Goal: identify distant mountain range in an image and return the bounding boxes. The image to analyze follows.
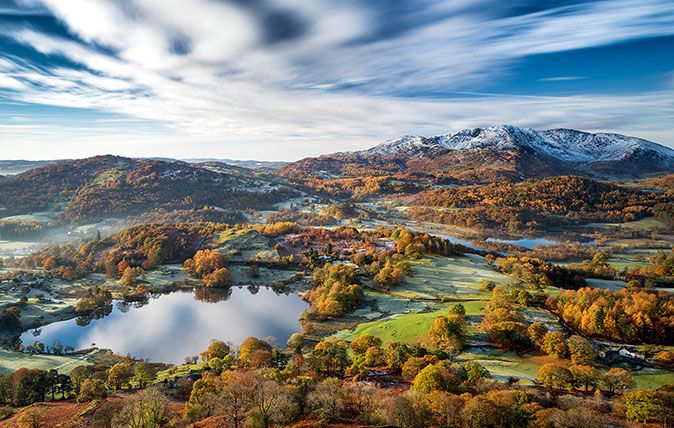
[278,125,674,182]
[0,158,288,176]
[182,158,289,170]
[1,126,672,219]
[0,160,56,176]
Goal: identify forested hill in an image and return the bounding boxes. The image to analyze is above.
[0,155,298,222]
[406,176,668,230]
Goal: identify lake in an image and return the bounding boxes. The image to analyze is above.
[485,237,557,249]
[20,287,308,364]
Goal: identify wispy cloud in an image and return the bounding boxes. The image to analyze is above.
[539,76,588,82]
[1,0,674,159]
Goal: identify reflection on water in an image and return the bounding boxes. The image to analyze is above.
[20,287,308,364]
[485,237,557,249]
[427,233,486,252]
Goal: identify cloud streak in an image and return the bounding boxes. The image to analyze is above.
[0,0,673,159]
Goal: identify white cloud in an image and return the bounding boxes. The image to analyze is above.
[0,75,26,90]
[1,0,674,159]
[539,76,588,82]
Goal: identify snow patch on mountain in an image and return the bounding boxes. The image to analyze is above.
[361,125,674,165]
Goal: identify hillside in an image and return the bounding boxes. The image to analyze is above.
[406,175,666,230]
[638,173,674,193]
[279,125,674,182]
[0,155,299,222]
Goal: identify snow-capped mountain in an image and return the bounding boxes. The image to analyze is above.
[363,125,674,164]
[279,125,674,181]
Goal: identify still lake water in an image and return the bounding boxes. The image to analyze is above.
[485,237,557,249]
[20,287,308,364]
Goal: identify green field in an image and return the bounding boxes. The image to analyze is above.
[616,217,666,230]
[605,248,669,270]
[585,278,627,291]
[632,369,674,389]
[391,255,507,300]
[334,301,485,345]
[456,350,560,384]
[588,217,666,231]
[0,349,92,374]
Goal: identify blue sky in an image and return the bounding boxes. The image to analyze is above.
[0,0,673,160]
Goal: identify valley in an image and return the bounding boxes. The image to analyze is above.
[0,127,673,427]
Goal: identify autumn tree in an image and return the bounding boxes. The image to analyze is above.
[570,365,600,391]
[350,335,382,356]
[77,379,107,403]
[386,342,413,370]
[527,322,548,347]
[601,368,634,394]
[238,337,272,367]
[216,370,252,428]
[242,371,293,428]
[307,378,346,423]
[402,355,439,381]
[568,335,596,365]
[120,266,144,286]
[309,339,350,377]
[536,364,572,389]
[107,361,134,390]
[413,364,448,394]
[428,314,465,354]
[449,303,466,316]
[461,396,500,428]
[625,389,660,423]
[183,249,231,287]
[133,362,156,389]
[427,391,465,427]
[201,339,231,362]
[375,394,417,428]
[305,263,363,318]
[463,361,491,386]
[486,321,528,350]
[69,365,94,394]
[112,388,171,428]
[541,332,569,358]
[551,288,674,344]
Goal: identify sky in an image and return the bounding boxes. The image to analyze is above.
[0,0,673,161]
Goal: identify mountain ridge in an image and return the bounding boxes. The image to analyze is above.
[278,125,674,181]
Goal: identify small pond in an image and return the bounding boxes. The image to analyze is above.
[20,287,308,364]
[486,237,557,249]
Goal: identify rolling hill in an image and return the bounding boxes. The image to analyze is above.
[0,155,299,222]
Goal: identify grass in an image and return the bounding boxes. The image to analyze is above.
[584,278,627,291]
[632,369,674,389]
[617,217,666,230]
[215,228,268,251]
[334,301,486,345]
[605,248,668,270]
[0,349,93,374]
[228,264,302,286]
[156,363,204,382]
[391,255,507,300]
[455,350,560,384]
[588,217,666,231]
[214,229,277,262]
